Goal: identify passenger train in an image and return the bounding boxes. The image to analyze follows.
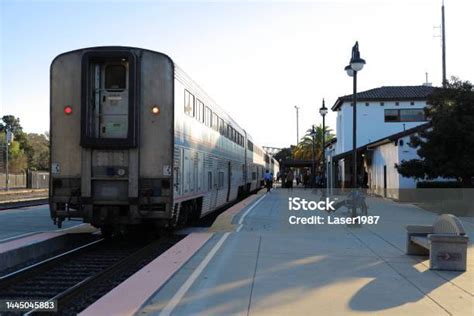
[50,46,279,234]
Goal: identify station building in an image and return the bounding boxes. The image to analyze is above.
[326,85,435,199]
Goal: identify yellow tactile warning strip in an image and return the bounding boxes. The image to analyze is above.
[79,232,213,316]
[208,190,265,232]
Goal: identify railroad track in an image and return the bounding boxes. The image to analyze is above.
[0,236,181,315]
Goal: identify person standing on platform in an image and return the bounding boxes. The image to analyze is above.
[303,170,309,189]
[287,170,294,191]
[263,169,273,192]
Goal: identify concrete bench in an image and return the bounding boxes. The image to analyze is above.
[406,214,469,271]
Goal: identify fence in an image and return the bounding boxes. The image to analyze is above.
[0,171,49,190]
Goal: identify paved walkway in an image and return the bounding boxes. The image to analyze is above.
[0,205,80,242]
[140,188,473,315]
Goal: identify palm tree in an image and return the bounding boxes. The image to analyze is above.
[293,124,334,162]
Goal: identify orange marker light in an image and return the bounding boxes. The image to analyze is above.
[64,106,73,115]
[151,106,160,115]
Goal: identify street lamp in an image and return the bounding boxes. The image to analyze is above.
[310,125,316,188]
[345,41,365,216]
[319,99,328,188]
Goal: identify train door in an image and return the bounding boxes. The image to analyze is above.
[197,152,203,192]
[205,156,216,210]
[92,62,129,139]
[84,58,134,206]
[226,161,231,202]
[183,150,190,195]
[209,170,218,209]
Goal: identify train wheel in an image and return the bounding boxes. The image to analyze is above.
[100,225,114,239]
[177,204,189,227]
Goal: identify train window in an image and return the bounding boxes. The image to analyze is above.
[218,172,224,188]
[196,100,204,123]
[184,90,195,117]
[195,99,200,121]
[208,172,213,190]
[204,107,212,127]
[219,118,225,135]
[248,140,253,151]
[212,113,219,131]
[105,65,126,90]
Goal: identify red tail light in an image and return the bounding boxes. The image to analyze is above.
[64,106,73,115]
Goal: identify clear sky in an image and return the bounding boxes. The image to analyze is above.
[1,0,473,148]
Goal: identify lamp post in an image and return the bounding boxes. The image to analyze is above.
[319,99,328,188]
[345,41,365,217]
[294,105,300,145]
[310,125,316,188]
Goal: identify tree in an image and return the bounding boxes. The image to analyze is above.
[26,133,49,170]
[274,147,294,162]
[0,115,23,135]
[397,78,474,186]
[0,115,30,173]
[293,124,335,161]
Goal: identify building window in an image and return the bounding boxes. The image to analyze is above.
[384,109,426,122]
[365,102,369,106]
[184,90,195,117]
[395,102,399,106]
[410,101,415,105]
[384,109,399,122]
[400,108,425,122]
[380,102,384,106]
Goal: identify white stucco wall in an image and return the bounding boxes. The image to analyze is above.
[335,100,427,155]
[397,136,419,189]
[370,141,399,190]
[367,134,418,199]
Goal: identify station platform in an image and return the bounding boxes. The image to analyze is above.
[82,188,473,316]
[0,204,82,242]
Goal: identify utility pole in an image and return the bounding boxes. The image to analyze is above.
[441,0,447,87]
[5,129,13,191]
[294,105,300,145]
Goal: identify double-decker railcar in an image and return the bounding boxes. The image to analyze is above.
[50,46,277,234]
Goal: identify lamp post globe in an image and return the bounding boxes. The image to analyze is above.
[345,65,354,77]
[350,60,365,72]
[349,41,366,72]
[319,103,328,117]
